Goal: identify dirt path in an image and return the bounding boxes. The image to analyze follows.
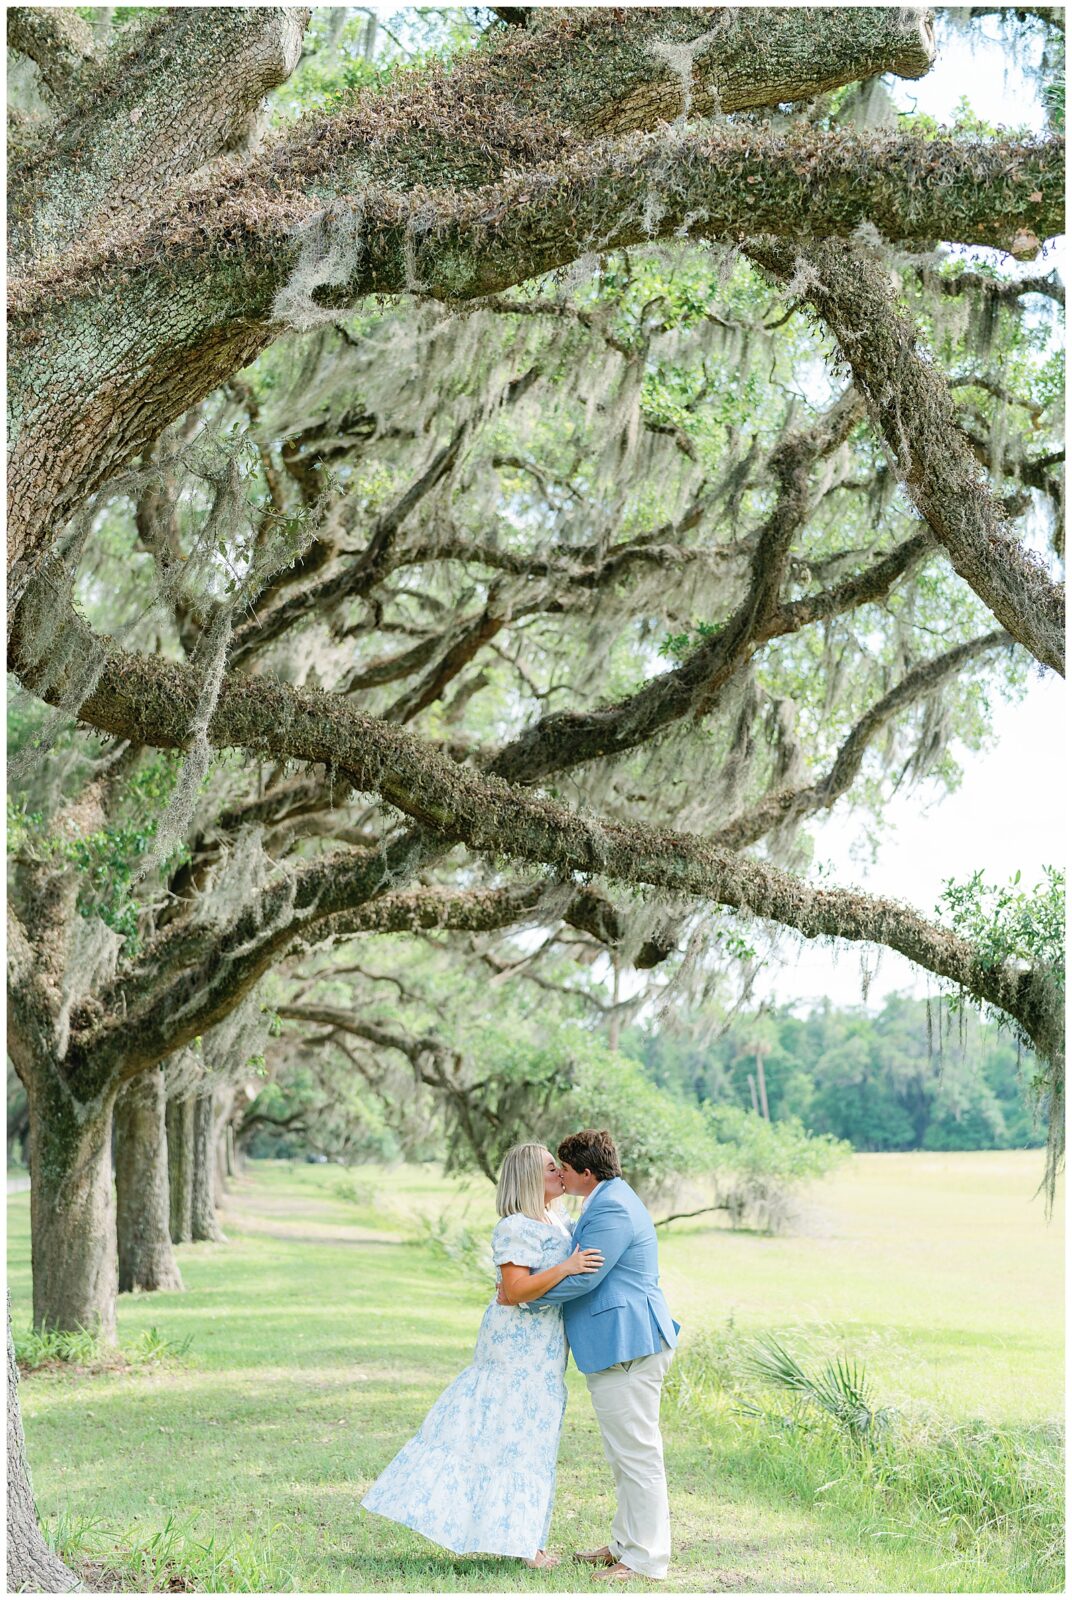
[218,1175,407,1248]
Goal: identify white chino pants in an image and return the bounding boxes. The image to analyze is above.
[585,1344,673,1579]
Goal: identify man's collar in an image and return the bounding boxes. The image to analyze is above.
[580,1178,609,1213]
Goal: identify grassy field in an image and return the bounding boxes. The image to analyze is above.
[7,1151,1064,1593]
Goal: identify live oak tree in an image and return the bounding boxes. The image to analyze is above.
[7,0,1066,1323]
[5,9,1066,1584]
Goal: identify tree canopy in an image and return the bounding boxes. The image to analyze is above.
[5,6,1066,1348]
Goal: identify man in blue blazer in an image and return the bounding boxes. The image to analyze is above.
[499,1129,678,1581]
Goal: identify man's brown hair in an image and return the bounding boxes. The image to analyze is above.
[557,1128,621,1183]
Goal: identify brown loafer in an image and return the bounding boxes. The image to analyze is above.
[575,1546,617,1566]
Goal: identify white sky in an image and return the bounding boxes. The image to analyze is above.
[755,677,1067,1011]
[750,14,1067,1014]
[893,9,1049,131]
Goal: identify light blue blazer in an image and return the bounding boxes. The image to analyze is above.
[530,1177,679,1375]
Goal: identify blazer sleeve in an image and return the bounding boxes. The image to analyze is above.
[531,1203,632,1304]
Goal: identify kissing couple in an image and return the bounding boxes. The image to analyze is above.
[362,1128,679,1582]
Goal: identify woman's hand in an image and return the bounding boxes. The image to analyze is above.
[567,1245,603,1275]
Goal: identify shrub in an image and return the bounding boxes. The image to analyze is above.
[738,1330,894,1444]
[14,1324,192,1373]
[706,1106,851,1231]
[560,1039,716,1204]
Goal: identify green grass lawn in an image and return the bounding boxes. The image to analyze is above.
[8,1151,1064,1592]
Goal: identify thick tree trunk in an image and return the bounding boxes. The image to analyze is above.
[7,1305,80,1593]
[115,1069,183,1294]
[191,1091,226,1242]
[8,1096,30,1168]
[166,1094,194,1245]
[215,1128,229,1200]
[213,1086,236,1199]
[26,1078,117,1340]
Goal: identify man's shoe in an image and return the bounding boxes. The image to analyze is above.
[575,1546,617,1566]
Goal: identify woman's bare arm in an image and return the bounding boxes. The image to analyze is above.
[499,1244,603,1305]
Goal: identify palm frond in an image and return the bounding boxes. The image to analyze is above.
[741,1332,812,1393]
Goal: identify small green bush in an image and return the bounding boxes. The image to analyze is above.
[14,1323,192,1372]
[415,1213,494,1286]
[707,1106,852,1231]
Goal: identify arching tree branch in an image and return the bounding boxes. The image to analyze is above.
[10,127,1061,600]
[748,239,1065,675]
[10,582,1054,1065]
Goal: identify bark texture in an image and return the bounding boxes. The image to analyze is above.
[115,1069,184,1293]
[27,1081,117,1340]
[166,1095,194,1246]
[7,1306,81,1593]
[191,1091,226,1242]
[7,6,97,108]
[9,6,308,264]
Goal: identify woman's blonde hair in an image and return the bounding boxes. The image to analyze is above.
[496,1142,551,1221]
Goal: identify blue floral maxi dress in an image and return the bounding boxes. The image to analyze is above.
[360,1210,573,1558]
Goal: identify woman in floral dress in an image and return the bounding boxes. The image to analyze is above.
[360,1142,603,1568]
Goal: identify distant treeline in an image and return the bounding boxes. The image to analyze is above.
[621,993,1043,1154]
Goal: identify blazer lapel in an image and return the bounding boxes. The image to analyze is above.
[577,1177,617,1231]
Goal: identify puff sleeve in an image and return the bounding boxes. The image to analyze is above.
[491,1214,545,1269]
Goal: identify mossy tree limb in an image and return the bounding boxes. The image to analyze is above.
[713,629,1013,848]
[9,6,310,264]
[6,5,97,112]
[747,239,1065,675]
[9,587,1056,1069]
[7,0,1059,601]
[75,873,671,1090]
